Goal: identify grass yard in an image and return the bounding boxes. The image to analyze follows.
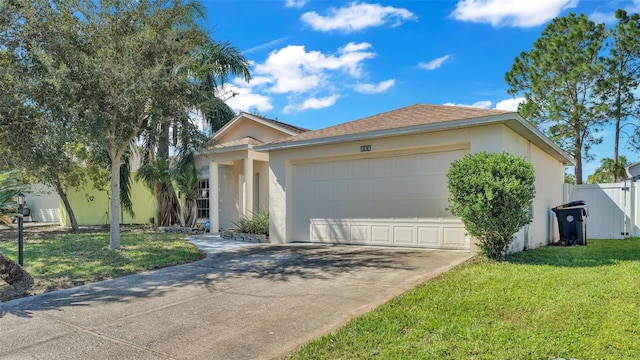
[0,226,204,299]
[291,239,640,359]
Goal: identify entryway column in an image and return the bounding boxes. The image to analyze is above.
[243,157,253,219]
[209,161,219,234]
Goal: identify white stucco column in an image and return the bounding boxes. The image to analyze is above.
[209,161,219,234]
[243,157,253,219]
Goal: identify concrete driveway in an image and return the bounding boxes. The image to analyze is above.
[0,237,473,359]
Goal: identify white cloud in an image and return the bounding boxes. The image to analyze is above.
[444,98,525,111]
[495,97,525,111]
[219,84,274,113]
[354,79,395,94]
[301,2,416,32]
[241,76,273,87]
[285,0,307,8]
[444,101,493,109]
[284,95,341,113]
[254,42,376,94]
[231,42,384,113]
[419,55,452,70]
[450,0,578,27]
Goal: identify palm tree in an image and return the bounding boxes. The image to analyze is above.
[137,39,251,226]
[587,156,630,184]
[136,157,178,226]
[188,40,251,131]
[0,171,34,294]
[173,153,199,227]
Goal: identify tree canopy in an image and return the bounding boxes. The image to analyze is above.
[2,0,227,250]
[506,13,608,184]
[596,10,640,182]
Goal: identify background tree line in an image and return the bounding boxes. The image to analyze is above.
[506,10,640,184]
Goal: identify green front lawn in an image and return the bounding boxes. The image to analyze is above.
[292,239,640,359]
[0,227,204,297]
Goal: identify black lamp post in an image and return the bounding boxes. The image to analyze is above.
[16,192,25,266]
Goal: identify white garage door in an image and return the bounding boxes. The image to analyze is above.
[291,149,470,249]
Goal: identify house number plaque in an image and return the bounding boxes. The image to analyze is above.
[360,145,371,152]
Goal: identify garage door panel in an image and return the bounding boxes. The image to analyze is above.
[312,162,331,180]
[416,176,449,198]
[292,149,469,249]
[394,177,416,198]
[418,227,440,246]
[371,225,391,244]
[394,156,417,175]
[293,182,314,202]
[371,178,395,198]
[329,180,350,199]
[313,181,330,200]
[350,179,371,199]
[369,157,393,177]
[442,227,468,249]
[350,225,369,242]
[330,161,350,180]
[295,163,314,181]
[393,226,415,244]
[311,223,328,241]
[351,159,370,178]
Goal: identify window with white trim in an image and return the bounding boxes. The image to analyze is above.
[197,179,209,219]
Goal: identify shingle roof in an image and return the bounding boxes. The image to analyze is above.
[266,104,512,145]
[240,112,309,134]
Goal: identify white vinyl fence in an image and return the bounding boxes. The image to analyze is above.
[564,181,640,239]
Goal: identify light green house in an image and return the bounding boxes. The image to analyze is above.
[27,175,157,227]
[59,176,157,226]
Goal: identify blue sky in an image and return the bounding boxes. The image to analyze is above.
[201,0,640,178]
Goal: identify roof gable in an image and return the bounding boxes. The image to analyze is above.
[213,112,308,146]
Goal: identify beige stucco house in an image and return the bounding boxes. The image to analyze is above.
[196,104,573,253]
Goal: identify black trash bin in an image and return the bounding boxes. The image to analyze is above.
[552,200,588,245]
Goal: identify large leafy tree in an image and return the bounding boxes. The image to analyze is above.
[506,13,608,184]
[0,1,88,231]
[597,10,640,182]
[8,0,213,250]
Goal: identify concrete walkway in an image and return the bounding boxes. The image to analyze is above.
[0,236,473,359]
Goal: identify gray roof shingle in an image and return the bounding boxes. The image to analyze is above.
[266,104,512,145]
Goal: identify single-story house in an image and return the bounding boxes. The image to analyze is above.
[196,104,574,252]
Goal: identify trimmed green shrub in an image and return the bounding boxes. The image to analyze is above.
[447,152,535,260]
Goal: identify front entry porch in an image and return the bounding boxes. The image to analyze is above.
[203,141,269,234]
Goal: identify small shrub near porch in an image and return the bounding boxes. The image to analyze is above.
[233,210,269,236]
[221,211,269,243]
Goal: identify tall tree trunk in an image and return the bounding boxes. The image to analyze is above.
[158,123,170,159]
[156,123,176,226]
[110,155,121,250]
[614,118,620,182]
[574,131,583,185]
[614,82,622,182]
[0,253,34,294]
[54,181,79,232]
